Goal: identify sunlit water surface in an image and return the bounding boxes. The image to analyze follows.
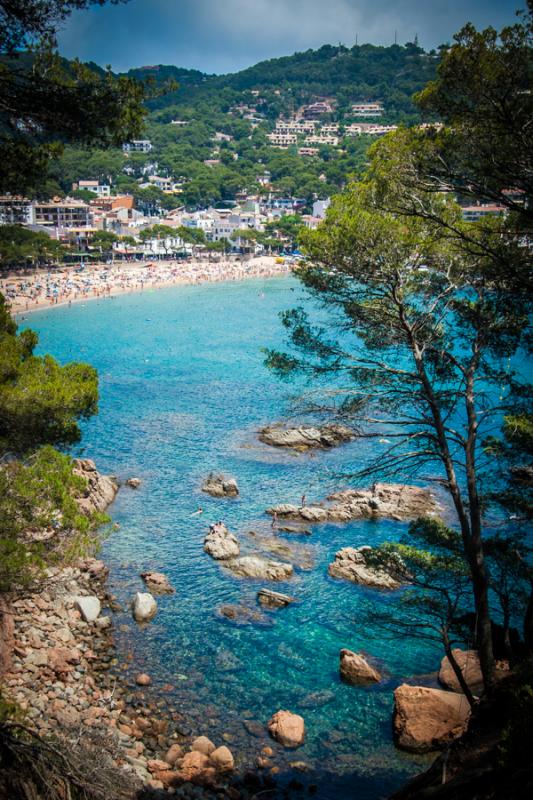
[26,277,444,798]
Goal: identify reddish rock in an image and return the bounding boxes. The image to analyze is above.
[140,571,174,594]
[147,759,171,773]
[153,769,180,788]
[438,649,509,695]
[210,745,234,771]
[135,673,152,686]
[177,750,217,786]
[339,649,381,685]
[191,735,216,755]
[393,684,471,753]
[268,710,305,748]
[48,647,79,676]
[165,743,184,765]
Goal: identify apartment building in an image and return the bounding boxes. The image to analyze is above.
[351,102,384,117]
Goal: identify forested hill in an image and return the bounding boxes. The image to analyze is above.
[40,43,440,209]
[130,42,440,121]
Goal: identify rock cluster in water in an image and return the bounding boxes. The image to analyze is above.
[259,423,355,451]
[204,522,240,560]
[201,473,240,498]
[267,710,305,747]
[267,482,436,524]
[140,571,175,594]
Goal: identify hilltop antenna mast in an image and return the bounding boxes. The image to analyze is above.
[394,30,397,45]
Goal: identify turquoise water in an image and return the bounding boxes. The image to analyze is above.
[26,277,441,798]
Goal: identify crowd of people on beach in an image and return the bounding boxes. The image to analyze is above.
[0,255,290,314]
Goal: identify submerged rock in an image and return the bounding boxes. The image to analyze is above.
[257,588,295,608]
[202,473,239,497]
[74,595,101,623]
[140,571,174,594]
[210,745,234,772]
[268,710,305,747]
[267,483,437,525]
[218,604,269,625]
[132,592,157,622]
[339,649,381,685]
[393,684,471,753]
[73,458,118,514]
[328,546,407,589]
[259,424,354,451]
[126,477,142,489]
[298,690,335,709]
[225,555,293,581]
[204,523,240,560]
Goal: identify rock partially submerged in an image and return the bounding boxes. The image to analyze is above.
[268,710,305,747]
[328,546,407,589]
[224,555,294,581]
[204,523,240,560]
[132,592,157,623]
[257,588,296,608]
[267,482,437,524]
[259,423,354,451]
[339,649,381,685]
[73,458,118,514]
[140,571,174,594]
[393,684,471,753]
[201,473,239,497]
[126,477,142,489]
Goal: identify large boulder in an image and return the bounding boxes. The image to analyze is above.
[268,710,305,748]
[73,458,118,514]
[339,649,381,685]
[202,473,239,497]
[439,649,509,695]
[204,523,240,560]
[74,595,101,623]
[210,745,234,772]
[328,546,406,589]
[140,571,174,594]
[438,649,484,695]
[225,555,293,581]
[132,592,157,622]
[257,588,295,608]
[393,684,471,753]
[259,424,354,451]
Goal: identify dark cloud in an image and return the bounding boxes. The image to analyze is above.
[57,0,525,73]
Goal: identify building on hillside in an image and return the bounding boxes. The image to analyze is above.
[461,204,506,222]
[213,132,233,142]
[203,159,221,167]
[147,175,173,191]
[321,124,340,135]
[275,120,316,135]
[74,180,111,198]
[304,134,339,146]
[32,198,91,230]
[351,102,384,117]
[0,196,33,225]
[267,132,297,148]
[122,139,153,153]
[298,147,320,157]
[302,101,333,119]
[170,120,189,126]
[344,123,398,137]
[312,198,331,219]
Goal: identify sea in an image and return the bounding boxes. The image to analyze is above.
[25,276,443,799]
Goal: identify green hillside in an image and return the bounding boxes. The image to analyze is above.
[43,43,440,210]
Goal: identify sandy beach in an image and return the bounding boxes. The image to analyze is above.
[1,255,291,315]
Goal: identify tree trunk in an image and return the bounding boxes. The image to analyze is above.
[443,639,476,708]
[524,584,533,655]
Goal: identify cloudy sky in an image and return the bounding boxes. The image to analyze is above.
[57,0,525,74]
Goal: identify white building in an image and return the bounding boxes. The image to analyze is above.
[312,199,331,219]
[0,196,33,225]
[351,102,384,117]
[123,139,153,153]
[76,180,111,198]
[267,132,297,147]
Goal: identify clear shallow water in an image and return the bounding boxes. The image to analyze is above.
[26,278,440,798]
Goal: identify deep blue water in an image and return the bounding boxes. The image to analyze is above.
[24,277,442,798]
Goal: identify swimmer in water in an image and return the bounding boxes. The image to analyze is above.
[191,506,203,516]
